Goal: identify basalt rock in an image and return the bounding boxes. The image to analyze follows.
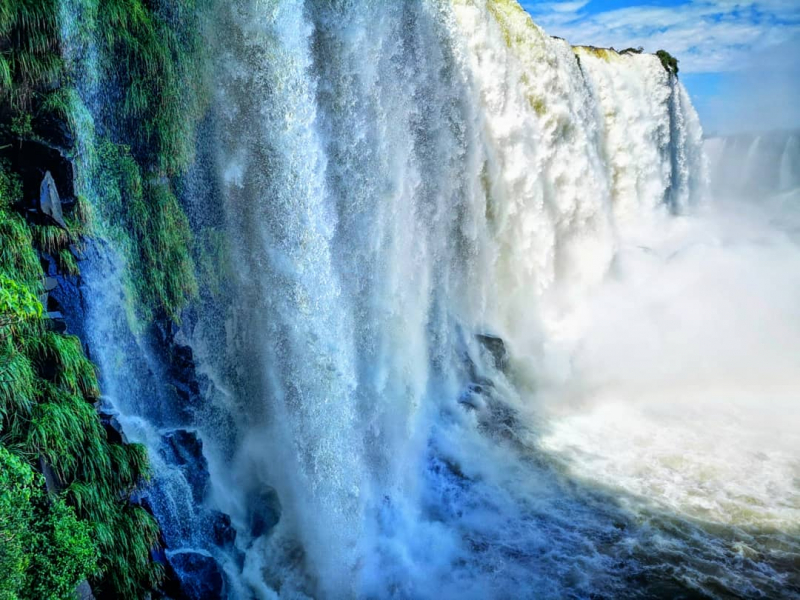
[161,429,210,504]
[249,487,281,538]
[166,550,224,600]
[476,333,509,371]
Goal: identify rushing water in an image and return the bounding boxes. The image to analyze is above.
[62,0,800,598]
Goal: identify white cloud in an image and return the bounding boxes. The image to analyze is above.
[522,0,800,74]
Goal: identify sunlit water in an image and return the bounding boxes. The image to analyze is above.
[58,0,799,597]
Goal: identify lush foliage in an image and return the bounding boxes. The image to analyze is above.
[656,49,679,75]
[0,0,63,109]
[0,446,98,599]
[1,0,213,596]
[0,176,164,596]
[0,2,210,593]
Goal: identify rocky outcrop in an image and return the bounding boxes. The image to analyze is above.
[166,550,224,600]
[39,171,68,228]
[161,429,209,504]
[476,333,509,371]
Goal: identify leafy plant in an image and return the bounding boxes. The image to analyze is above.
[0,446,98,600]
[656,49,679,75]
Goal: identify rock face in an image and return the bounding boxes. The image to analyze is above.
[249,487,281,538]
[161,429,209,504]
[39,171,68,229]
[476,333,509,371]
[166,550,224,600]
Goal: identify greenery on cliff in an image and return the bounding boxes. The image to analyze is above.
[1,0,209,597]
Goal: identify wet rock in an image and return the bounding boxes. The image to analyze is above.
[96,402,127,444]
[8,139,74,205]
[208,510,236,547]
[476,333,509,371]
[46,312,68,334]
[161,429,209,503]
[39,171,68,229]
[167,550,224,600]
[249,487,281,538]
[458,383,488,411]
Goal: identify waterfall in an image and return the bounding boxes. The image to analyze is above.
[56,0,800,598]
[707,130,800,199]
[780,134,800,192]
[189,1,708,597]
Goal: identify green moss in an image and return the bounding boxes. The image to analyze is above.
[196,228,231,299]
[486,0,545,52]
[529,96,546,116]
[0,161,22,210]
[573,45,615,61]
[656,49,679,75]
[88,140,198,325]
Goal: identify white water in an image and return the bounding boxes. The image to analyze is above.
[60,0,800,597]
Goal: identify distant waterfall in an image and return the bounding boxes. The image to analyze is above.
[707,130,800,197]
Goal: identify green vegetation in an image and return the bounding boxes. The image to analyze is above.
[0,0,213,597]
[0,447,98,599]
[0,0,63,110]
[87,140,198,325]
[0,166,164,596]
[656,49,679,75]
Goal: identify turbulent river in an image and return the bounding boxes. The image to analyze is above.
[64,0,800,598]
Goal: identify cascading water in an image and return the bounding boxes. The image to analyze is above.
[59,0,800,598]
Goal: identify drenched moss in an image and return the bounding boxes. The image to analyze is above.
[656,49,679,75]
[87,140,198,325]
[96,0,211,175]
[573,45,616,61]
[486,0,546,52]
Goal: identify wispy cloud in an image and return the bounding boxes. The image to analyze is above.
[522,0,800,74]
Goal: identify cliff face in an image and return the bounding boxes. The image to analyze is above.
[0,0,208,597]
[1,1,709,599]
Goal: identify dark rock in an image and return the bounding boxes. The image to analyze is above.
[249,487,281,538]
[47,268,87,343]
[458,383,487,411]
[161,429,209,503]
[97,403,127,444]
[46,313,68,334]
[39,171,68,229]
[39,457,63,494]
[5,139,74,206]
[208,510,236,547]
[476,333,509,371]
[166,550,224,600]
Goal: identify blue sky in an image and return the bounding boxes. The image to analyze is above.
[520,0,800,134]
